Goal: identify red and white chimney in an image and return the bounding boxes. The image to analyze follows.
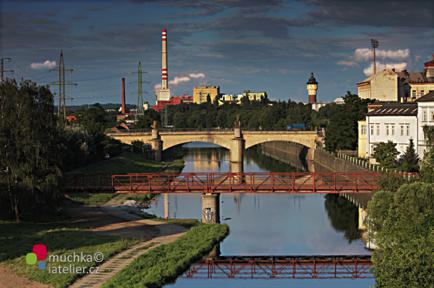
[161,28,168,89]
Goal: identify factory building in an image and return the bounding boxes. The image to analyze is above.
[193,86,220,104]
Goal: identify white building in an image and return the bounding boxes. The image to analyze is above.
[416,91,434,158]
[366,103,418,160]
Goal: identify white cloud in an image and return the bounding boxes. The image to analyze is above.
[189,73,205,79]
[363,62,407,76]
[30,60,56,70]
[354,48,410,62]
[337,60,358,67]
[337,48,410,76]
[154,72,206,90]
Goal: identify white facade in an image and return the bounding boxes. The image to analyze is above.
[366,115,417,158]
[417,100,434,158]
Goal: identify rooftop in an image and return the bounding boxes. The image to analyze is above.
[415,91,434,102]
[367,103,417,117]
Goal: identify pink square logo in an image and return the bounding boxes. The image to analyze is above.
[32,244,47,261]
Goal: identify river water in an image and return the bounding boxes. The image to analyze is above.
[144,143,375,287]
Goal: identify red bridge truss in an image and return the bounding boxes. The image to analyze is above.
[107,172,380,194]
[183,255,373,280]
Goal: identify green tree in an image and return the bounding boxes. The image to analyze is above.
[368,182,434,287]
[0,80,62,222]
[399,138,419,172]
[324,92,371,151]
[373,141,399,168]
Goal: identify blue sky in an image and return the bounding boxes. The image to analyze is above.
[1,0,433,105]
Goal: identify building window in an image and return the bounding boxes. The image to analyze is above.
[400,125,404,136]
[391,124,395,136]
[420,90,425,96]
[406,125,410,136]
[411,90,416,98]
[432,112,434,122]
[361,125,366,135]
[423,110,427,122]
[386,124,389,136]
[370,125,374,136]
[376,125,380,136]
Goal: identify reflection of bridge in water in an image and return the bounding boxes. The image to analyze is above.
[183,255,372,280]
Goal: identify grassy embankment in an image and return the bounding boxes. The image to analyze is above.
[0,220,138,288]
[103,224,229,288]
[68,150,184,206]
[0,150,185,287]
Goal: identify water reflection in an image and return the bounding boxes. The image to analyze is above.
[151,143,374,287]
[324,194,360,242]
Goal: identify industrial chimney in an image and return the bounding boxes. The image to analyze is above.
[156,28,171,102]
[121,77,126,114]
[162,28,168,90]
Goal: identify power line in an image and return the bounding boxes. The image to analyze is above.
[49,50,77,122]
[132,61,148,119]
[1,57,14,81]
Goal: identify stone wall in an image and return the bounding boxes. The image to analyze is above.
[260,141,308,171]
[313,148,369,173]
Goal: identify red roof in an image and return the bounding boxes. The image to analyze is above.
[152,96,193,112]
[424,54,434,67]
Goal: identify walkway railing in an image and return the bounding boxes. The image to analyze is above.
[183,255,372,279]
[110,172,380,194]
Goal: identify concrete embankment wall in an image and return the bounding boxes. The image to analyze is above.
[313,148,369,173]
[261,142,371,208]
[260,141,308,171]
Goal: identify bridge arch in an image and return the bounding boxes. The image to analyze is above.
[161,134,232,151]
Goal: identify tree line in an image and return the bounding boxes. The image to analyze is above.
[0,80,121,221]
[133,92,372,152]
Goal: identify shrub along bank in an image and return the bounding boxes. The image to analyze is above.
[103,224,229,288]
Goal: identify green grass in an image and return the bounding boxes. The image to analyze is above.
[68,193,116,206]
[70,151,184,174]
[0,220,138,288]
[103,224,229,288]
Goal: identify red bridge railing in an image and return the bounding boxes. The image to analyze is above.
[110,172,380,194]
[183,255,372,279]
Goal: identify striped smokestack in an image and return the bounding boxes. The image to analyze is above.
[161,28,168,89]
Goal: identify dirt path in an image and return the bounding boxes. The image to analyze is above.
[69,231,185,288]
[0,265,52,288]
[1,196,187,288]
[67,197,188,287]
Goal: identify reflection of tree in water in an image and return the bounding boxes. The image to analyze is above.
[324,194,360,243]
[245,146,299,172]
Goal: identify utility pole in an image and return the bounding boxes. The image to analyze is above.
[50,50,76,123]
[1,57,14,81]
[371,39,379,75]
[132,61,147,122]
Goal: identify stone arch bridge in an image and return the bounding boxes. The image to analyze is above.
[107,128,321,171]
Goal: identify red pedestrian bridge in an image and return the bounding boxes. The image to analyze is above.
[104,172,380,194]
[183,255,372,280]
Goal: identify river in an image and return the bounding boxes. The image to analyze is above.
[144,143,375,287]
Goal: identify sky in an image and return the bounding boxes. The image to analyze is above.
[1,0,433,106]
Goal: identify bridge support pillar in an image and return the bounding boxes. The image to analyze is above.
[163,193,169,219]
[201,193,220,224]
[151,124,163,162]
[358,206,368,231]
[230,126,245,173]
